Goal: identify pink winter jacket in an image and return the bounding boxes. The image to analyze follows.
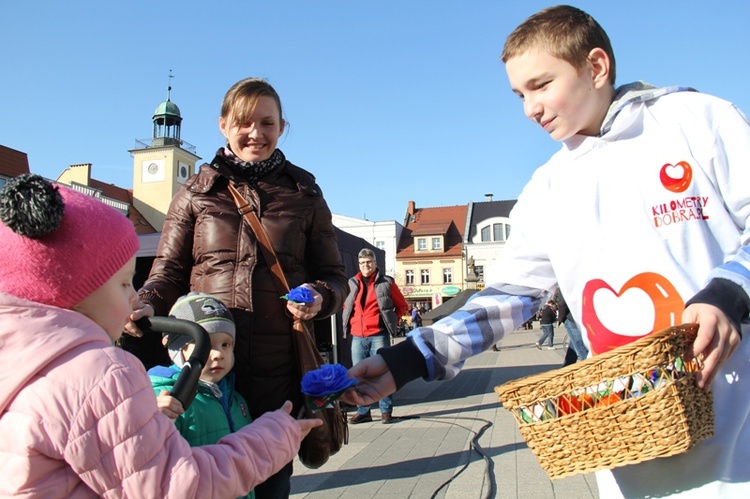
[0,293,300,498]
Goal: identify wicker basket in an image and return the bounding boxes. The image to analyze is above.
[494,324,714,479]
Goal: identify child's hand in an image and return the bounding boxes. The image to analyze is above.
[683,303,742,391]
[156,390,185,420]
[280,401,323,440]
[284,284,323,321]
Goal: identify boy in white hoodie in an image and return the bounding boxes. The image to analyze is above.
[345,5,749,498]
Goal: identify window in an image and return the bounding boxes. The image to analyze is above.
[417,238,427,251]
[405,269,414,284]
[432,237,442,250]
[443,268,452,284]
[375,240,385,250]
[421,269,430,285]
[493,223,503,241]
[475,265,484,283]
[479,222,511,242]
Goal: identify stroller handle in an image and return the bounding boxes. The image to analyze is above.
[135,316,211,410]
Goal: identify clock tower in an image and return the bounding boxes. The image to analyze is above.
[131,81,201,230]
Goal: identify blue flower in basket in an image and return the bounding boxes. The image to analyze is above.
[281,285,315,304]
[301,363,358,411]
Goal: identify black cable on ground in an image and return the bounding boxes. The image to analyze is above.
[397,416,495,499]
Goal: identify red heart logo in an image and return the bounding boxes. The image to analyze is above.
[582,272,684,354]
[659,161,692,193]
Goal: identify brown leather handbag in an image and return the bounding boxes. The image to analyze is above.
[228,183,348,469]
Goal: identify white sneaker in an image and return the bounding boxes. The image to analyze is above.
[546,346,555,350]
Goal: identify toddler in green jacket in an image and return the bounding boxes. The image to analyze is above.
[149,292,254,499]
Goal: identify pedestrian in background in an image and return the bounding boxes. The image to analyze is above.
[411,304,422,329]
[535,300,557,350]
[342,249,408,424]
[556,293,588,366]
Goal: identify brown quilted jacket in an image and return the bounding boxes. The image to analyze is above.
[139,153,347,417]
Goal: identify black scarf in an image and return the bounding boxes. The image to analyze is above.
[218,147,285,184]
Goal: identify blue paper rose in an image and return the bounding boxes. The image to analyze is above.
[301,364,358,413]
[282,285,314,304]
[302,363,358,397]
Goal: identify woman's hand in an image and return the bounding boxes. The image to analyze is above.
[285,283,323,320]
[122,301,155,338]
[683,303,741,391]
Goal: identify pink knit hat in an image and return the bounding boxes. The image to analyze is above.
[0,174,139,309]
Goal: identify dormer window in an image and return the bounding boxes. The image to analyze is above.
[415,235,445,253]
[479,221,511,242]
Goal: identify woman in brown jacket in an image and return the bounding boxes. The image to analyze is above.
[126,78,348,499]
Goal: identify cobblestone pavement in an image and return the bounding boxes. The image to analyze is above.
[290,326,599,499]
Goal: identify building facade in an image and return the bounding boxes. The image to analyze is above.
[463,198,517,288]
[0,145,30,189]
[395,201,467,310]
[331,213,403,277]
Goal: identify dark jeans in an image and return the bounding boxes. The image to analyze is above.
[254,461,292,499]
[351,332,393,415]
[563,347,578,367]
[538,323,554,347]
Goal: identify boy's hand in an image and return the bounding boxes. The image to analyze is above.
[682,303,742,391]
[285,284,323,320]
[340,355,397,407]
[156,390,184,420]
[279,401,323,440]
[123,301,155,338]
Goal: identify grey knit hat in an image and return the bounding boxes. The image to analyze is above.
[165,292,236,368]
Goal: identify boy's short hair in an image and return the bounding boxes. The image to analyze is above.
[501,5,616,85]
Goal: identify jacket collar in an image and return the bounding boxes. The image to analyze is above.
[187,152,320,197]
[357,268,382,283]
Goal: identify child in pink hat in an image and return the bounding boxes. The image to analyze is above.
[0,174,321,498]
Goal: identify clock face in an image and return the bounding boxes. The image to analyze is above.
[142,159,165,183]
[177,162,191,183]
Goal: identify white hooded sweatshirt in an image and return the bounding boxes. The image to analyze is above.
[408,83,750,498]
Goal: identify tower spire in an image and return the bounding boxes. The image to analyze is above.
[167,69,174,101]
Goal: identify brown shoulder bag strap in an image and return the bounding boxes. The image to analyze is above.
[227,183,290,296]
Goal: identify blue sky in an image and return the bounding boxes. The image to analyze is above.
[2,1,749,223]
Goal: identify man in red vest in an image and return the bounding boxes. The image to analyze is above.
[342,249,408,424]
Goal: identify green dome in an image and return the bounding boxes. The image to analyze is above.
[153,100,181,119]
